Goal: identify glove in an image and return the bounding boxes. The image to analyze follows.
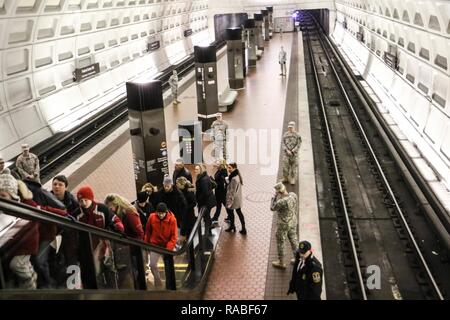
[287,281,294,295]
[66,214,77,223]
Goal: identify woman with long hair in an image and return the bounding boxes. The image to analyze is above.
[225,162,246,235]
[104,194,144,240]
[211,159,229,225]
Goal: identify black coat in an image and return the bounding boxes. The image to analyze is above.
[173,168,193,184]
[180,188,197,237]
[51,190,80,217]
[154,188,187,228]
[134,201,154,230]
[195,172,216,209]
[213,168,228,204]
[289,253,323,300]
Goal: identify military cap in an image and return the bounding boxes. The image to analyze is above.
[288,121,295,128]
[298,240,312,254]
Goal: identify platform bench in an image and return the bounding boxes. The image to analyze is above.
[256,49,263,59]
[218,86,238,112]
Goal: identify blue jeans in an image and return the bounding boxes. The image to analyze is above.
[35,240,55,288]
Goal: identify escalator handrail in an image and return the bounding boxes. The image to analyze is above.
[0,197,205,257]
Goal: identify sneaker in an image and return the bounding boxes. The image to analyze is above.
[211,220,219,227]
[272,260,287,269]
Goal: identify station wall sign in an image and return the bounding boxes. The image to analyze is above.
[74,63,100,82]
[383,52,398,70]
[148,40,160,52]
[184,29,193,37]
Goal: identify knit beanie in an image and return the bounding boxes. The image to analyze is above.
[156,202,168,213]
[0,173,19,200]
[137,191,149,203]
[163,176,173,186]
[77,186,95,201]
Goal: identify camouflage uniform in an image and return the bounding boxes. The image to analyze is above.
[169,73,179,104]
[271,192,298,262]
[211,119,228,160]
[282,130,302,183]
[16,152,40,183]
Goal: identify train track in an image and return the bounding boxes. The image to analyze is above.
[303,15,449,300]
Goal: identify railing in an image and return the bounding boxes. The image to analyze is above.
[0,197,218,297]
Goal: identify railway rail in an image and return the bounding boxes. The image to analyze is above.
[303,14,449,300]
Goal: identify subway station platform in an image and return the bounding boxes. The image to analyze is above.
[42,31,324,299]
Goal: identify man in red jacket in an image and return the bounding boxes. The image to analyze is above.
[144,202,177,288]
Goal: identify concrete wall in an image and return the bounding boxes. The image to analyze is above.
[0,0,211,160]
[331,0,450,186]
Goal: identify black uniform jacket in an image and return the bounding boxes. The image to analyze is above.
[289,253,323,300]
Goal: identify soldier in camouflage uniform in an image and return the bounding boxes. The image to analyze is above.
[282,121,302,185]
[270,182,298,269]
[211,113,229,160]
[169,70,180,105]
[15,144,40,184]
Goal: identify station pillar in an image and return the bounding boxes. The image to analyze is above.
[254,14,264,51]
[266,6,274,37]
[262,10,270,41]
[126,80,169,191]
[194,45,219,132]
[226,27,244,90]
[243,19,257,67]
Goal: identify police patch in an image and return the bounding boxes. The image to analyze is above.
[312,272,321,283]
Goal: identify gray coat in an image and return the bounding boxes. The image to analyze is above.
[226,173,242,210]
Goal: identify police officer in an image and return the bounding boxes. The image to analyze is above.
[288,240,323,300]
[282,121,302,185]
[15,144,40,183]
[169,70,180,105]
[270,182,298,269]
[278,46,287,76]
[211,113,229,160]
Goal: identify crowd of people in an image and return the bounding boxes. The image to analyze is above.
[0,118,324,299]
[0,151,247,290]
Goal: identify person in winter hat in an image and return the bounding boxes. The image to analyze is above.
[0,173,38,289]
[76,186,124,288]
[133,191,154,230]
[153,175,187,232]
[144,202,178,288]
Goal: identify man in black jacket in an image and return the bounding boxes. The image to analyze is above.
[172,159,193,183]
[154,176,187,233]
[51,175,80,286]
[288,240,323,300]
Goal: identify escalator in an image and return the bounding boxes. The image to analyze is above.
[0,198,220,299]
